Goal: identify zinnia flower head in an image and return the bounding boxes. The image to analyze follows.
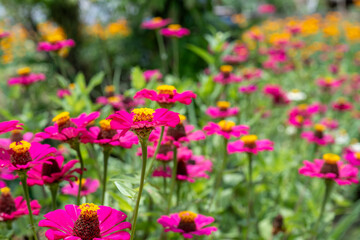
[263,84,290,105]
[299,153,358,185]
[39,203,131,240]
[0,120,23,135]
[228,134,274,155]
[62,178,100,197]
[344,149,360,166]
[203,120,249,139]
[37,39,75,52]
[141,17,171,29]
[239,85,258,94]
[158,211,217,238]
[317,77,342,90]
[205,101,239,119]
[0,186,41,222]
[301,124,334,146]
[213,65,242,85]
[332,98,353,112]
[160,24,190,38]
[143,69,163,82]
[8,67,46,86]
[134,85,196,109]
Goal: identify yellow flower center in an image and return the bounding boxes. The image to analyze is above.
[295,115,304,123]
[46,33,64,43]
[220,65,233,73]
[241,135,258,144]
[17,67,31,76]
[52,112,70,125]
[157,85,176,95]
[218,120,235,132]
[168,24,181,30]
[323,153,340,164]
[216,101,230,110]
[99,119,112,130]
[179,211,197,223]
[69,83,75,90]
[76,178,86,187]
[78,203,100,218]
[291,89,300,93]
[298,104,308,110]
[325,77,333,84]
[0,187,10,195]
[107,96,121,103]
[314,124,326,132]
[105,85,115,93]
[337,97,346,104]
[9,141,31,154]
[132,108,155,122]
[11,129,21,134]
[179,115,186,124]
[355,152,360,160]
[152,17,163,22]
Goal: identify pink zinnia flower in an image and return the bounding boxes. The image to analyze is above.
[0,120,22,135]
[299,153,358,185]
[242,68,262,80]
[36,111,100,143]
[158,211,217,238]
[203,120,249,139]
[228,135,274,155]
[62,178,100,197]
[317,77,342,90]
[239,85,258,94]
[320,117,339,130]
[344,149,360,166]
[160,24,190,38]
[257,4,276,14]
[263,84,290,105]
[301,124,334,146]
[143,69,163,82]
[0,187,41,222]
[38,203,131,240]
[134,85,196,108]
[0,141,57,172]
[80,119,139,147]
[332,98,353,112]
[213,65,242,85]
[205,101,239,119]
[141,17,171,29]
[0,168,16,188]
[8,67,45,86]
[108,108,180,139]
[37,39,75,52]
[287,103,322,128]
[0,31,10,38]
[0,129,40,149]
[57,89,71,99]
[27,153,80,186]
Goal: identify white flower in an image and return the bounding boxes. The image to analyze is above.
[287,89,306,101]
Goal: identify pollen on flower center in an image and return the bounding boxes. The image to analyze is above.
[218,120,235,132]
[107,96,121,103]
[0,187,10,195]
[79,203,100,218]
[152,17,163,22]
[241,135,258,144]
[323,153,340,164]
[178,211,197,233]
[76,178,86,188]
[217,101,230,110]
[220,65,233,73]
[314,124,326,132]
[298,104,308,110]
[105,85,115,94]
[9,141,32,167]
[17,67,31,76]
[10,140,31,154]
[52,112,71,126]
[46,33,63,43]
[295,115,304,123]
[99,119,112,131]
[355,152,360,160]
[168,24,181,30]
[73,203,101,240]
[132,108,155,122]
[337,97,346,104]
[179,115,186,124]
[325,77,333,84]
[157,85,176,95]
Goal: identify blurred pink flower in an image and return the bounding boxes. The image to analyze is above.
[0,120,22,135]
[143,69,163,82]
[37,39,75,52]
[301,124,334,146]
[62,178,100,197]
[257,4,276,14]
[203,120,249,139]
[205,101,239,119]
[141,17,171,29]
[228,135,274,155]
[160,24,190,38]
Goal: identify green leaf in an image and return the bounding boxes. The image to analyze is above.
[131,66,145,90]
[75,73,86,93]
[109,191,133,212]
[87,72,105,94]
[114,181,137,199]
[187,44,215,64]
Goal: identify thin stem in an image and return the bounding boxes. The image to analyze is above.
[74,144,85,205]
[171,37,179,78]
[19,173,38,240]
[145,126,165,179]
[130,140,148,240]
[156,30,168,74]
[49,183,59,210]
[101,147,112,205]
[163,162,168,195]
[246,153,254,240]
[167,146,178,213]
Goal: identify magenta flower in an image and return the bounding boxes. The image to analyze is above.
[158,211,217,238]
[257,4,276,14]
[0,168,16,188]
[36,112,100,143]
[108,108,180,139]
[27,153,80,186]
[62,178,100,197]
[38,203,131,240]
[228,135,274,155]
[0,120,22,135]
[299,153,358,185]
[160,24,190,38]
[37,39,75,52]
[0,130,40,149]
[134,85,196,108]
[239,85,258,94]
[214,65,242,85]
[0,187,41,222]
[0,141,57,172]
[287,104,322,128]
[8,73,45,86]
[0,31,9,39]
[242,68,262,80]
[223,55,247,64]
[205,101,239,119]
[263,84,290,105]
[344,149,360,166]
[143,69,163,82]
[301,124,334,146]
[203,120,249,139]
[317,77,342,90]
[141,17,171,29]
[332,98,353,112]
[320,117,339,130]
[57,89,71,99]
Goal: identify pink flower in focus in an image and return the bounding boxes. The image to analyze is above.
[160,24,190,38]
[301,124,334,146]
[134,85,196,108]
[62,178,100,197]
[239,85,258,94]
[141,17,171,29]
[158,211,217,238]
[0,120,22,135]
[205,101,239,119]
[258,4,276,14]
[299,153,358,185]
[0,130,40,149]
[332,98,353,112]
[228,135,274,155]
[203,120,249,139]
[38,203,131,240]
[37,39,75,52]
[0,187,41,222]
[143,69,163,82]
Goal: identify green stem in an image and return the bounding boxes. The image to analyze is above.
[49,183,59,210]
[246,153,254,239]
[167,146,178,213]
[145,126,165,179]
[163,162,168,195]
[313,179,334,238]
[74,144,85,206]
[19,173,38,240]
[101,147,112,205]
[156,30,168,74]
[171,37,179,78]
[130,139,148,240]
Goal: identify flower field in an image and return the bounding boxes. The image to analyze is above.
[1,1,360,239]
